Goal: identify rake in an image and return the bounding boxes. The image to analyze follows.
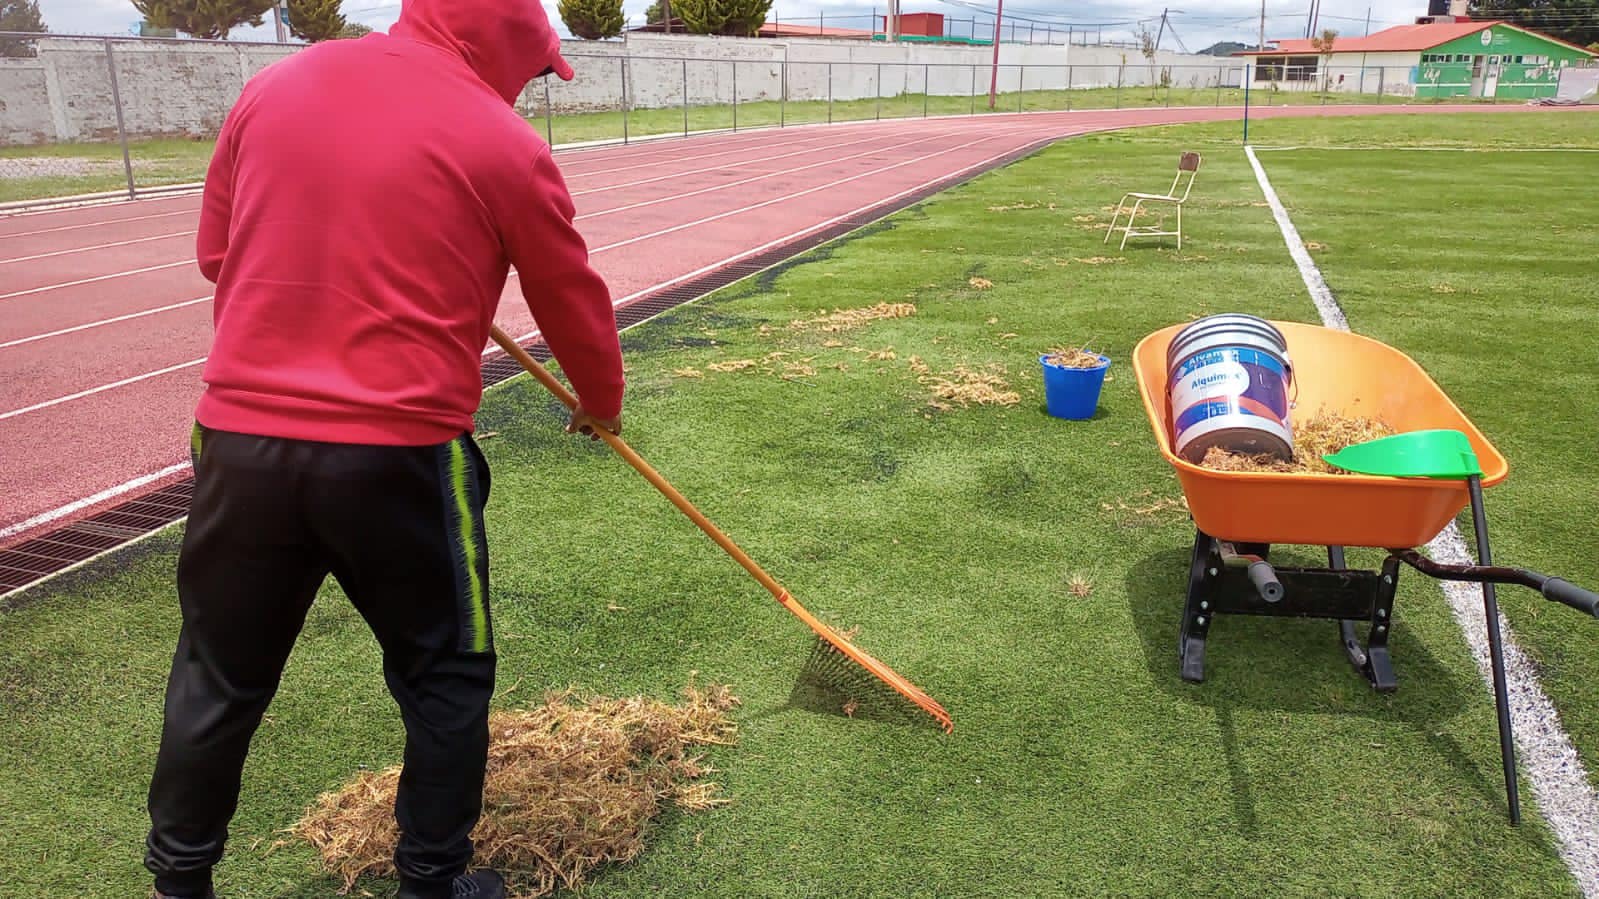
[489,326,953,734]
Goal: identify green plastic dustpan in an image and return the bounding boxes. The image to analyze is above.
[1322,429,1483,480]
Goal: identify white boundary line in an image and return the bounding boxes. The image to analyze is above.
[0,260,192,302]
[0,357,206,421]
[0,132,1058,598]
[0,208,196,241]
[576,128,967,223]
[569,130,890,199]
[1253,145,1599,153]
[0,230,195,266]
[0,128,1026,407]
[1248,143,1599,895]
[0,461,193,542]
[0,296,212,351]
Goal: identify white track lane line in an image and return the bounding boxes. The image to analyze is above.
[0,357,205,422]
[1247,143,1599,896]
[0,296,212,351]
[589,129,1025,254]
[0,461,195,542]
[576,128,971,222]
[0,208,196,241]
[0,260,193,302]
[569,131,892,198]
[0,230,196,266]
[2,130,1061,558]
[561,131,847,179]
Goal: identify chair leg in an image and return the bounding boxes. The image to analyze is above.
[1104,198,1126,245]
[1120,200,1143,252]
[1176,203,1183,251]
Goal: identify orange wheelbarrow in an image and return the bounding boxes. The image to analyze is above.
[1133,320,1599,824]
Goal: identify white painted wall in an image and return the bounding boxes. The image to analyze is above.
[1245,50,1421,96]
[1,34,1232,145]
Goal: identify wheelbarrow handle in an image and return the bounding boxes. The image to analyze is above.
[1543,578,1599,619]
[1394,550,1599,620]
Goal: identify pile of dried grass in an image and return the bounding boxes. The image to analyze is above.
[293,683,739,898]
[1199,409,1395,475]
[915,362,1020,411]
[1042,347,1102,369]
[790,303,916,333]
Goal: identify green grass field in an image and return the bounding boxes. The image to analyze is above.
[2,111,1596,897]
[1249,126,1599,789]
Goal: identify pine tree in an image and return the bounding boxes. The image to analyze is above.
[338,20,371,38]
[286,0,346,42]
[674,0,771,36]
[130,0,277,41]
[0,0,47,59]
[558,0,624,40]
[1468,1,1599,48]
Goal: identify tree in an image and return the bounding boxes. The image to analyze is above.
[645,0,666,23]
[1310,28,1337,94]
[1136,23,1159,96]
[558,0,624,40]
[130,0,276,40]
[286,0,344,41]
[1469,1,1599,49]
[674,0,771,36]
[0,0,46,58]
[338,20,371,38]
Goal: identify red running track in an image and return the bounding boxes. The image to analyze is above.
[0,104,1567,548]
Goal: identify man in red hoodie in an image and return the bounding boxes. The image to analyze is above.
[143,0,623,896]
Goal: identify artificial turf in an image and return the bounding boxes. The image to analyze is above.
[0,111,1592,897]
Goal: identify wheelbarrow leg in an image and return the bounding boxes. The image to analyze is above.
[1332,547,1398,692]
[1180,529,1217,683]
[1468,474,1521,825]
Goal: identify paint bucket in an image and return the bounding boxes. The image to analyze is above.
[1041,353,1111,420]
[1166,314,1294,463]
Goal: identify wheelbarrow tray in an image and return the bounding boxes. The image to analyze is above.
[1133,320,1508,549]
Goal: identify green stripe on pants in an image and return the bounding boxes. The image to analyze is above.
[448,438,489,653]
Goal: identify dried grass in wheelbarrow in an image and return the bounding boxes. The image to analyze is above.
[1200,409,1395,475]
[293,682,739,898]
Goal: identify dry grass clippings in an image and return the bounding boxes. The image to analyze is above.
[1068,575,1094,598]
[1043,347,1102,369]
[790,303,916,333]
[987,201,1041,211]
[672,368,703,379]
[917,362,1020,411]
[1198,409,1396,475]
[1074,256,1127,266]
[1072,214,1097,223]
[294,683,739,899]
[968,277,995,290]
[865,348,897,361]
[706,359,757,373]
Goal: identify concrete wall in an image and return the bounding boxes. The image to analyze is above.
[1247,51,1421,96]
[1,34,1227,145]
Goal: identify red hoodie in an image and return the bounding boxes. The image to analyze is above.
[193,0,623,446]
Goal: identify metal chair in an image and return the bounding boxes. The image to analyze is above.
[1104,152,1201,251]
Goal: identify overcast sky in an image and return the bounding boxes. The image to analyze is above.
[37,0,1435,50]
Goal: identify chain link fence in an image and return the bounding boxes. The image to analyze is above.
[1,32,1575,209]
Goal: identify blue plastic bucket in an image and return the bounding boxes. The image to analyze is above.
[1165,314,1294,463]
[1041,353,1111,420]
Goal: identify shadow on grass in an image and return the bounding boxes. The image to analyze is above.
[779,636,941,732]
[1125,544,1513,836]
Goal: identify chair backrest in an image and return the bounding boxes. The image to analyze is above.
[1167,152,1201,201]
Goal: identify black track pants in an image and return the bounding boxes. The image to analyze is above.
[146,423,495,896]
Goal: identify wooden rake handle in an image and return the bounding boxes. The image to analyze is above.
[489,325,791,603]
[487,325,953,733]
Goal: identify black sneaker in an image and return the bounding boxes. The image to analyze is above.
[397,869,506,899]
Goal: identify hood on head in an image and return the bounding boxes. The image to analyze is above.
[391,0,574,104]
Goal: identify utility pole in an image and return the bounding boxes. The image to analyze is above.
[988,0,1004,109]
[1258,0,1266,51]
[1155,8,1168,53]
[662,0,671,34]
[274,0,288,42]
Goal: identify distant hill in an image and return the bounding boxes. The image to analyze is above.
[1198,41,1257,56]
